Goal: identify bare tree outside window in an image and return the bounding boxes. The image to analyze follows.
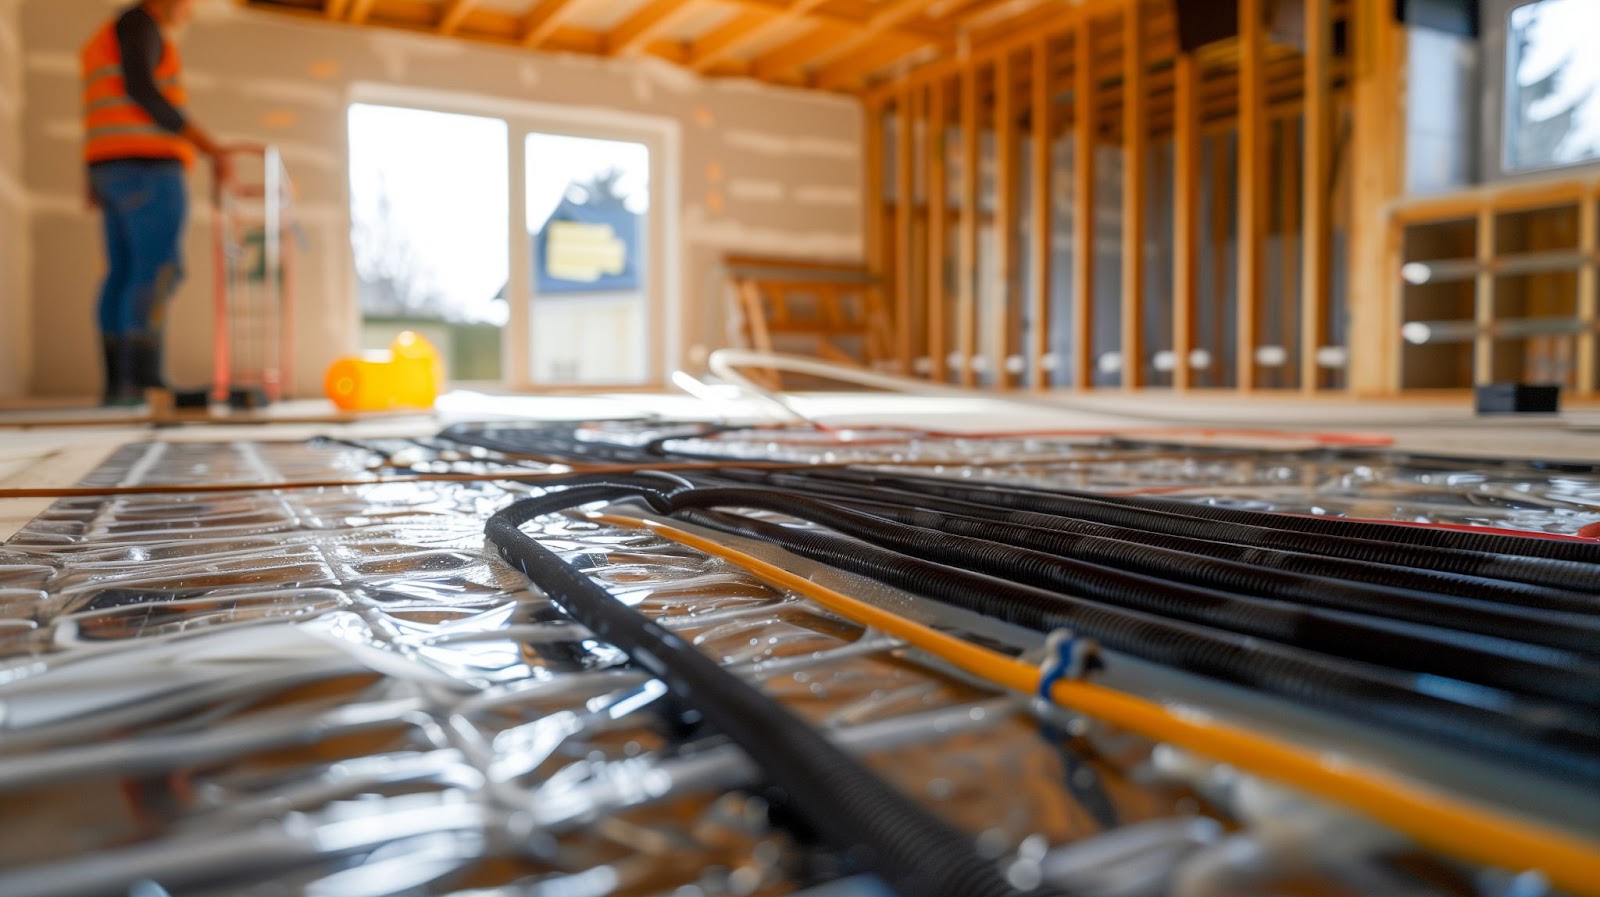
[352,174,451,320]
[347,103,510,325]
[1506,0,1600,171]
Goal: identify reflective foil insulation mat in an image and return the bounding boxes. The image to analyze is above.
[0,426,1596,897]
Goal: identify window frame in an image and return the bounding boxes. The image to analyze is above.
[1483,0,1600,178]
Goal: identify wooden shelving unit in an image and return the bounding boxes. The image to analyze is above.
[1392,183,1600,397]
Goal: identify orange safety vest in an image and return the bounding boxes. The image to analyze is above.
[80,17,195,168]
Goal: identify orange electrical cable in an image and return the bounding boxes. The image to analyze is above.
[591,511,1600,897]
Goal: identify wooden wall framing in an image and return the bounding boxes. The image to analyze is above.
[864,0,1376,394]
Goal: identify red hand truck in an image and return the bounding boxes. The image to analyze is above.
[207,145,297,409]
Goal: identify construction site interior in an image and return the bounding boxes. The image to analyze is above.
[1,1,1599,896]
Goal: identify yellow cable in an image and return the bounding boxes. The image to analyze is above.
[591,511,1600,897]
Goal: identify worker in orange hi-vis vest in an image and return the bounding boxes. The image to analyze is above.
[82,0,240,405]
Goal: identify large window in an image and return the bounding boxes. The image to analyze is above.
[1503,0,1600,171]
[348,104,509,381]
[347,89,675,389]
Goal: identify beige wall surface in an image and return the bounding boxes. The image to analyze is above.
[0,0,28,399]
[18,0,862,398]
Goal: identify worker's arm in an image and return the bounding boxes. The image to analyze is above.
[114,9,187,134]
[115,8,234,188]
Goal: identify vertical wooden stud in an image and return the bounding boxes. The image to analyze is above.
[928,79,948,383]
[1579,192,1598,394]
[959,65,980,387]
[1278,118,1301,389]
[896,88,915,374]
[1072,24,1096,389]
[1475,206,1495,385]
[1030,37,1053,391]
[1349,0,1405,394]
[996,52,1018,388]
[865,98,885,286]
[1172,52,1199,391]
[1122,1,1147,389]
[1237,0,1266,391]
[1209,133,1231,386]
[1301,0,1331,393]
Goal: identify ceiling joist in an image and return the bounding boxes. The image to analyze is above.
[346,0,379,25]
[436,0,476,35]
[520,0,583,48]
[244,0,1347,105]
[608,0,699,55]
[777,0,948,79]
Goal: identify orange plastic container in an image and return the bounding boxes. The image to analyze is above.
[324,331,444,412]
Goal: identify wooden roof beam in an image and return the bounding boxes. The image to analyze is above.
[689,0,829,72]
[862,2,1082,99]
[347,0,378,24]
[749,25,841,80]
[954,0,1052,29]
[754,0,948,80]
[522,0,585,48]
[608,0,698,55]
[687,10,770,70]
[437,0,477,34]
[814,32,945,90]
[726,0,947,37]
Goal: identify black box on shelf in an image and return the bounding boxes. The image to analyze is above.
[1475,383,1561,415]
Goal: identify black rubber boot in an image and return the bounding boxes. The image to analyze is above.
[100,335,142,407]
[130,331,168,392]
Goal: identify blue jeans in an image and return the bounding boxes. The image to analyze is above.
[91,160,188,337]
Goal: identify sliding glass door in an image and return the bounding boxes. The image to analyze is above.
[524,133,653,386]
[347,87,677,390]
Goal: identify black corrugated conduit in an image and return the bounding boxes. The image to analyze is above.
[1041,481,1600,564]
[725,469,1600,616]
[672,506,1600,787]
[788,470,1600,593]
[485,484,1069,897]
[737,485,1600,655]
[660,487,1600,706]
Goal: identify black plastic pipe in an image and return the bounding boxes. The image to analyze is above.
[786,470,1600,594]
[486,485,1066,897]
[677,506,1600,788]
[662,488,1600,708]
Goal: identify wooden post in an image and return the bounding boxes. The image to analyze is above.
[1475,206,1495,385]
[896,88,916,374]
[1122,1,1147,389]
[1237,0,1266,391]
[1579,191,1598,395]
[997,52,1018,388]
[1348,0,1405,394]
[959,66,980,387]
[928,79,948,383]
[1172,52,1199,390]
[1209,132,1231,387]
[1278,117,1301,389]
[1073,24,1096,389]
[865,98,884,286]
[1301,0,1331,393]
[1030,37,1053,391]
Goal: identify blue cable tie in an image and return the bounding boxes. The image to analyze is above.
[1037,629,1079,701]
